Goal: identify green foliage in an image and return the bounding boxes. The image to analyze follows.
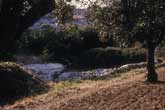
[0,0,55,52]
[53,0,74,25]
[19,27,101,62]
[20,29,49,54]
[122,0,165,47]
[84,0,165,82]
[53,80,82,92]
[121,0,165,82]
[79,47,146,68]
[0,52,15,62]
[87,0,165,47]
[79,27,100,49]
[20,27,147,67]
[86,1,127,47]
[158,44,165,59]
[20,28,81,60]
[0,0,73,56]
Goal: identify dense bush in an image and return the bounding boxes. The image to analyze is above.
[79,28,100,49]
[19,28,146,68]
[19,27,101,62]
[0,52,15,62]
[156,44,165,59]
[19,29,54,54]
[79,47,146,68]
[0,62,47,105]
[46,28,84,59]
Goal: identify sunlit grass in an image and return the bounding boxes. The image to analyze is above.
[52,68,146,92]
[53,80,84,92]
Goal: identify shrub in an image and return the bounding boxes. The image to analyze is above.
[0,62,47,105]
[79,28,100,49]
[158,45,165,60]
[79,47,146,68]
[19,28,146,67]
[19,27,101,63]
[19,29,55,54]
[0,52,15,62]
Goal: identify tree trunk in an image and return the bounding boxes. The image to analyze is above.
[146,45,158,82]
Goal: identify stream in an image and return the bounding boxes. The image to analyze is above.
[17,55,148,82]
[24,63,112,82]
[23,62,148,82]
[16,54,111,82]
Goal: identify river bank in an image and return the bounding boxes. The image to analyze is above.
[16,54,164,82]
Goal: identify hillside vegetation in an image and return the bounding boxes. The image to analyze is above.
[0,62,48,105]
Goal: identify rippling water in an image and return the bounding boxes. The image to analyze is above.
[24,63,65,81]
[23,63,111,82]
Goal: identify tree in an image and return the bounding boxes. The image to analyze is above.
[0,0,55,53]
[122,0,165,82]
[53,0,74,25]
[86,1,129,47]
[85,0,165,82]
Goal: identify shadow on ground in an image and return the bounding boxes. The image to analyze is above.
[0,62,49,106]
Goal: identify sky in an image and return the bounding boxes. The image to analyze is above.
[69,0,108,9]
[69,0,97,9]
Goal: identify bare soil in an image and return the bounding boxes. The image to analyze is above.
[1,68,165,110]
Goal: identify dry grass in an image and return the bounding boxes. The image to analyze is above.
[1,67,165,110]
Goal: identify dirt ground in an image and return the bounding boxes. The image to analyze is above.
[1,67,165,110]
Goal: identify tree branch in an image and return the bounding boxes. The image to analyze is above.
[18,0,55,35]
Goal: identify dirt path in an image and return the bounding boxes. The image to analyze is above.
[3,68,165,110]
